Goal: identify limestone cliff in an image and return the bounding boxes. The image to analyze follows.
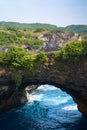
[38,32,83,51]
[0,53,87,117]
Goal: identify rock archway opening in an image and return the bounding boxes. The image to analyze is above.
[0,84,85,130]
[25,84,79,112]
[22,84,82,129]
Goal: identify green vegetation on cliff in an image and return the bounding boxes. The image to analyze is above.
[0,28,44,49]
[0,40,87,87]
[0,40,87,72]
[55,40,87,63]
[0,21,87,49]
[0,46,48,72]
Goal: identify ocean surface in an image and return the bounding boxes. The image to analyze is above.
[0,84,87,130]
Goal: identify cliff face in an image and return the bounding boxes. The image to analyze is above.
[0,32,84,53]
[38,32,83,51]
[0,84,27,112]
[0,53,87,117]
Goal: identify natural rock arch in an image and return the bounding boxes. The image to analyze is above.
[0,52,87,117]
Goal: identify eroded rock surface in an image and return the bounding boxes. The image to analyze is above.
[39,32,83,51]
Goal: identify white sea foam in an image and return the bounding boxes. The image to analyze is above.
[29,93,44,102]
[62,105,77,111]
[37,85,58,91]
[28,85,72,106]
[28,94,70,105]
[26,92,43,103]
[37,85,45,90]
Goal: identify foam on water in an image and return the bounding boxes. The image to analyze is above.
[62,105,77,111]
[28,85,71,106]
[29,93,44,102]
[37,84,58,91]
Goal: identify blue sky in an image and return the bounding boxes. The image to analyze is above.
[0,0,87,26]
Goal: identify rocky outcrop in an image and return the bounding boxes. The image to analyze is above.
[38,32,83,51]
[0,73,38,112]
[0,84,27,112]
[0,52,87,117]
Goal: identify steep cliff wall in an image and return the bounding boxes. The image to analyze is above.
[0,53,87,117]
[38,32,83,51]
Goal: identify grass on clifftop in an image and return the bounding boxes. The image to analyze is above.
[55,40,87,63]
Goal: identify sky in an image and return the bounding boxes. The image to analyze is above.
[0,0,87,27]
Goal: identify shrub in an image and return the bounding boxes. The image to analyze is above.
[24,39,43,49]
[21,54,36,72]
[34,28,46,33]
[35,51,48,64]
[0,32,19,45]
[4,46,24,67]
[55,40,87,62]
[0,46,48,73]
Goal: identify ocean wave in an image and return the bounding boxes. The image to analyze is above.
[62,105,77,111]
[37,85,58,91]
[42,96,70,106]
[29,93,44,102]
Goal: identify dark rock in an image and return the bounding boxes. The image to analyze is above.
[21,45,32,51]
